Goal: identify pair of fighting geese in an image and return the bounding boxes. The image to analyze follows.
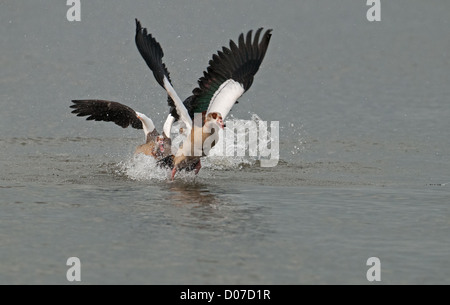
[71,19,272,180]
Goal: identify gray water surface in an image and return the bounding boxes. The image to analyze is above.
[1,0,449,284]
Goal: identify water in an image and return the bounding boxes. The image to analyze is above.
[1,0,449,284]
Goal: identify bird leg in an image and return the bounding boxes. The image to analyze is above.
[194,160,202,175]
[171,167,177,181]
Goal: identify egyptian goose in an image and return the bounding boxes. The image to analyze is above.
[70,19,272,180]
[166,28,273,179]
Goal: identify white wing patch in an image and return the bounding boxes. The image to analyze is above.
[135,111,155,136]
[163,114,175,138]
[206,79,245,119]
[163,76,192,131]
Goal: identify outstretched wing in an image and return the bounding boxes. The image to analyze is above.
[70,100,143,129]
[190,28,272,119]
[135,19,171,89]
[135,19,192,130]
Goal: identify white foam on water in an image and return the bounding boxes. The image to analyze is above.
[117,152,256,181]
[116,154,169,181]
[116,114,293,181]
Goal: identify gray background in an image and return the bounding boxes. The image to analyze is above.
[1,0,449,284]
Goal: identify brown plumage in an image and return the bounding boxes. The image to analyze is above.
[171,113,222,179]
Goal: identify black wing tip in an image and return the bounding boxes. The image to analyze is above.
[135,19,149,38]
[70,100,84,109]
[135,18,153,41]
[263,28,273,40]
[135,18,142,32]
[190,27,273,112]
[256,27,273,32]
[134,18,172,89]
[240,27,273,44]
[261,27,273,33]
[70,100,86,114]
[71,99,94,104]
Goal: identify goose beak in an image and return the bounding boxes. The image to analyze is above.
[155,136,164,153]
[217,117,225,129]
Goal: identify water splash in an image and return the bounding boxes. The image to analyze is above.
[115,113,298,181]
[116,154,168,181]
[282,121,306,159]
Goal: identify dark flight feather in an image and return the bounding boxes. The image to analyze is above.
[189,28,272,114]
[135,19,177,117]
[70,100,143,129]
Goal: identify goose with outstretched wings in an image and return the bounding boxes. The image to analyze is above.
[70,19,272,179]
